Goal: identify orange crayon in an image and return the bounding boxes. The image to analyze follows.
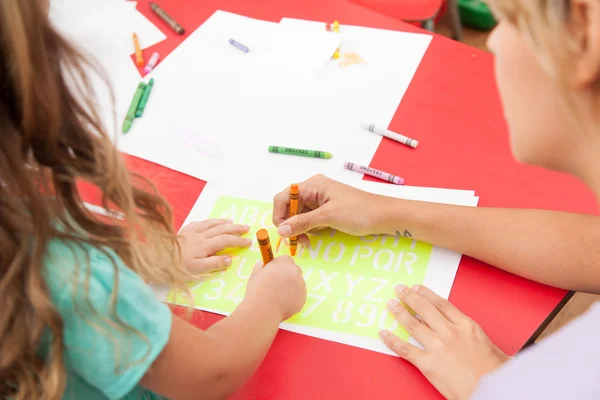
[289,184,299,256]
[133,33,144,67]
[257,229,274,265]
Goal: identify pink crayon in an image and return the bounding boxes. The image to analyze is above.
[144,52,160,74]
[344,161,405,185]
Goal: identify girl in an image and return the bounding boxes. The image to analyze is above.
[0,1,306,399]
[273,0,600,398]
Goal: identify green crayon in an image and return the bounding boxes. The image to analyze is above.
[123,82,146,134]
[268,146,333,159]
[135,78,154,118]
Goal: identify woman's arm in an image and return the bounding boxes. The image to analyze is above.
[273,175,600,293]
[384,200,600,293]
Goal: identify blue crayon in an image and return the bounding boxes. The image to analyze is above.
[229,38,249,53]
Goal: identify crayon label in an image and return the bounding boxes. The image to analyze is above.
[360,165,380,176]
[285,148,308,155]
[168,196,434,343]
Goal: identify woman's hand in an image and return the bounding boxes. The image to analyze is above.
[273,175,389,245]
[245,256,307,321]
[178,219,251,274]
[380,284,509,400]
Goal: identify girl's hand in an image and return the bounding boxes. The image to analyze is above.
[380,285,509,400]
[178,219,251,274]
[246,256,307,321]
[273,175,388,245]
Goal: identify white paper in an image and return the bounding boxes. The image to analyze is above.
[229,175,476,206]
[153,180,478,355]
[51,0,165,49]
[50,0,165,114]
[117,10,341,182]
[226,18,432,188]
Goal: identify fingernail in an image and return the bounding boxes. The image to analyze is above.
[394,284,407,294]
[278,224,292,237]
[254,260,264,268]
[226,218,233,223]
[412,284,421,292]
[244,238,252,245]
[243,224,250,230]
[387,298,401,310]
[224,257,232,266]
[379,329,391,338]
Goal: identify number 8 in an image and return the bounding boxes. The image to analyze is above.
[332,300,353,323]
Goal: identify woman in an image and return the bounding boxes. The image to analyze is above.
[273,0,600,398]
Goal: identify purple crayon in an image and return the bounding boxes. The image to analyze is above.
[344,161,405,185]
[229,38,249,53]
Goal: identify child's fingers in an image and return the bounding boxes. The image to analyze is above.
[201,223,249,239]
[187,256,232,274]
[181,219,232,233]
[250,260,264,275]
[205,235,252,254]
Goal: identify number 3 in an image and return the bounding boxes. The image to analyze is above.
[204,279,225,300]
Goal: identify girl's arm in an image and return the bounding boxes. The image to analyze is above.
[141,298,281,399]
[140,256,306,400]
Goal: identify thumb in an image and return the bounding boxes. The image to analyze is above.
[277,207,330,237]
[248,260,263,278]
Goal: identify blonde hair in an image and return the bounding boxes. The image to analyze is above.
[0,1,195,399]
[490,0,576,78]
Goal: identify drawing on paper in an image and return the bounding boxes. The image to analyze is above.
[168,196,438,349]
[339,52,366,68]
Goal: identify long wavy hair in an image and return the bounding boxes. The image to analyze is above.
[0,1,194,398]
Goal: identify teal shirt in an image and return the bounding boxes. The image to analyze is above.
[41,239,171,400]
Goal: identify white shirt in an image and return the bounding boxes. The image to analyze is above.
[472,301,600,399]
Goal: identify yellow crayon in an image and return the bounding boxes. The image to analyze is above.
[333,20,340,33]
[331,21,341,59]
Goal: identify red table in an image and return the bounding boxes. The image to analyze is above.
[348,0,442,22]
[99,1,597,398]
